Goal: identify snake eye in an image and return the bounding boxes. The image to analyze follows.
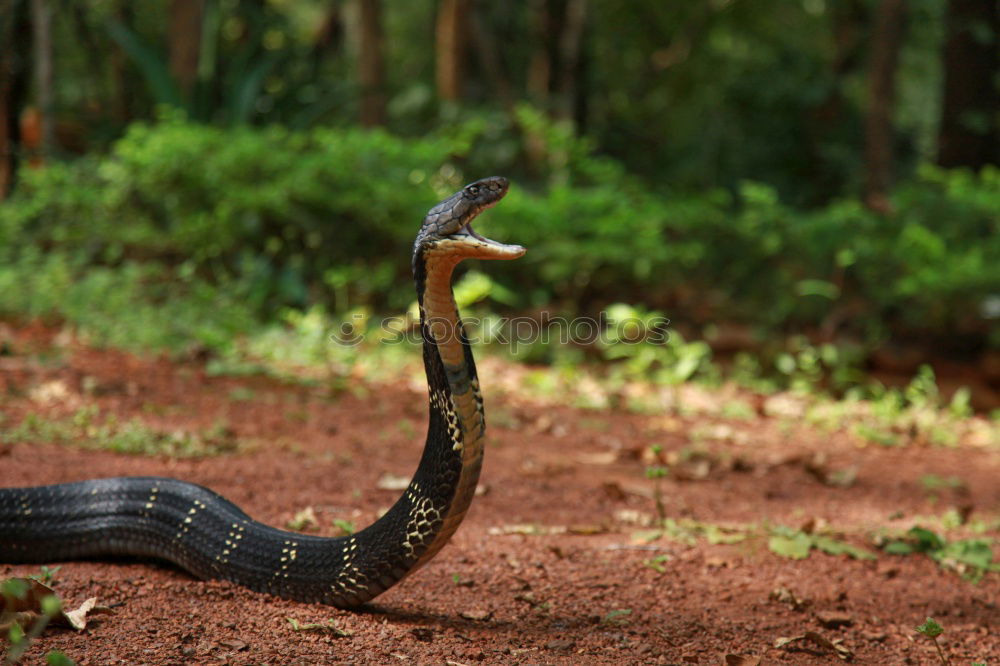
[467,185,480,196]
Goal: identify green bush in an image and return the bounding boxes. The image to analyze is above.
[1,115,997,356]
[1,113,465,317]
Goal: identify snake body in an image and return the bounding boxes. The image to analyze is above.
[0,177,524,607]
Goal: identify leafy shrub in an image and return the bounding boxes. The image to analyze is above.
[1,114,997,357]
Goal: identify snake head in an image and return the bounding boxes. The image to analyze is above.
[414,177,525,264]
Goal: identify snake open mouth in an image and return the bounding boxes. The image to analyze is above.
[465,223,488,243]
[453,221,525,259]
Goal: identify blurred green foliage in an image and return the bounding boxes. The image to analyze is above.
[0,115,997,358]
[35,0,957,203]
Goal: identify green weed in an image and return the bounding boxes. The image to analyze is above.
[602,609,632,626]
[2,407,239,458]
[332,519,356,536]
[883,527,997,582]
[642,554,672,574]
[28,567,61,586]
[637,518,748,547]
[228,387,256,402]
[919,475,966,494]
[852,423,901,447]
[767,525,876,561]
[915,618,949,666]
[1,579,68,665]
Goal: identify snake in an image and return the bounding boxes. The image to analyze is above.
[0,176,524,607]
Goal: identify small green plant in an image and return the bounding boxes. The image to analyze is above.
[645,446,669,525]
[919,475,966,493]
[720,400,755,420]
[768,525,876,561]
[286,507,319,532]
[915,617,949,666]
[852,423,900,447]
[637,518,748,547]
[602,609,632,625]
[227,387,256,402]
[332,519,356,536]
[919,475,967,504]
[44,652,75,666]
[884,527,997,582]
[642,554,672,574]
[28,567,61,585]
[2,407,239,458]
[2,579,63,665]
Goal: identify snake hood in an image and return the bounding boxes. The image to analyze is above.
[413,176,524,268]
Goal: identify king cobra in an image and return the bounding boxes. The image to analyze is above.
[0,177,524,607]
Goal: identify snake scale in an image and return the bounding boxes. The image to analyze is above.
[0,177,524,607]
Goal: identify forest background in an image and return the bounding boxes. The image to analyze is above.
[0,0,998,406]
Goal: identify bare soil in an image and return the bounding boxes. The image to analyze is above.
[2,322,999,665]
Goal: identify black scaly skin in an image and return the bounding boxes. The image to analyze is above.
[0,177,520,607]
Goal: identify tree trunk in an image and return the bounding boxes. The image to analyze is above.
[527,0,553,106]
[30,0,54,161]
[862,0,906,213]
[554,0,586,122]
[0,0,31,197]
[168,0,204,100]
[109,0,134,124]
[435,0,468,102]
[309,3,343,75]
[807,0,866,203]
[358,0,385,127]
[70,3,109,112]
[937,0,999,168]
[469,4,513,111]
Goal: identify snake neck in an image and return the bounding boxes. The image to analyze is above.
[404,249,486,570]
[419,251,485,443]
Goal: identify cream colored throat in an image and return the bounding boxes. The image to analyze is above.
[409,249,487,567]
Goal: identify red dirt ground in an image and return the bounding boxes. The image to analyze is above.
[2,322,999,664]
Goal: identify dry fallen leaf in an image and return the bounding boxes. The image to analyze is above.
[774,632,853,661]
[459,609,492,621]
[770,586,809,611]
[0,577,112,633]
[61,596,112,630]
[29,379,71,405]
[806,631,853,660]
[488,524,564,536]
[724,655,761,666]
[285,617,351,637]
[567,524,608,535]
[286,506,319,531]
[576,451,618,465]
[376,474,411,490]
[0,611,37,634]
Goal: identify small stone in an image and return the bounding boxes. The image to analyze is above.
[461,647,485,661]
[816,610,853,629]
[459,609,492,621]
[410,627,434,642]
[545,639,574,651]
